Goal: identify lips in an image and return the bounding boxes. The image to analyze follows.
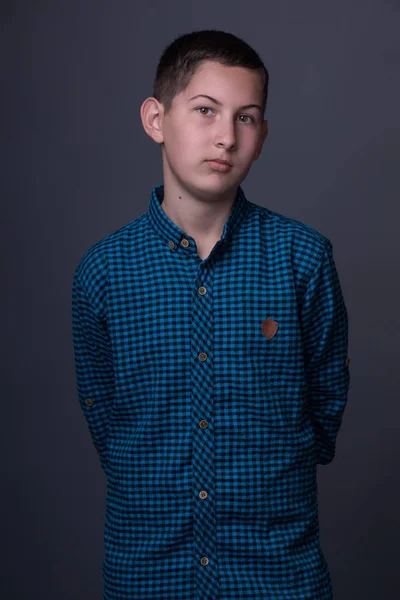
[207,158,232,166]
[206,160,233,172]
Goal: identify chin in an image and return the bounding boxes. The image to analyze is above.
[195,178,237,197]
[202,170,240,186]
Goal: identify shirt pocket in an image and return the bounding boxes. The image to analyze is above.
[245,317,306,432]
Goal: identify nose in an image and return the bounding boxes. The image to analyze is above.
[214,118,236,150]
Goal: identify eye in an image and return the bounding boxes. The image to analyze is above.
[196,107,214,116]
[238,115,256,124]
[196,107,255,124]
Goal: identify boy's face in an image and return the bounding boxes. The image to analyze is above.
[146,60,268,198]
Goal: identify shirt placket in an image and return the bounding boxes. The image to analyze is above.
[189,254,220,599]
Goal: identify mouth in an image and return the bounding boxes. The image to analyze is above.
[206,159,233,171]
[207,158,232,166]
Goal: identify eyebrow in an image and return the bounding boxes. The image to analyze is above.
[188,94,262,112]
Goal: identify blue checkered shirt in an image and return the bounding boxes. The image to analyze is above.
[72,184,350,599]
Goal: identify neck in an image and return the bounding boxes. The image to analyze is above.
[161,171,238,242]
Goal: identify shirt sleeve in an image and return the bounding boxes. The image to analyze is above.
[300,239,351,465]
[71,267,115,473]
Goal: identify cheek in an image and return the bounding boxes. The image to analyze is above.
[175,127,206,156]
[242,133,261,158]
[165,129,186,156]
[165,133,199,170]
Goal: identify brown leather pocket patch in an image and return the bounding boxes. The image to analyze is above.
[261,318,278,340]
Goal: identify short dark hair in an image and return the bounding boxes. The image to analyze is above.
[153,29,269,117]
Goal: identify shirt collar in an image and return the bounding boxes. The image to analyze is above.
[146,184,250,254]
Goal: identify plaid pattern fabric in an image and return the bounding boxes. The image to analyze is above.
[72,184,350,600]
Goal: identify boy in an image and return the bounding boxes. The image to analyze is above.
[72,29,350,600]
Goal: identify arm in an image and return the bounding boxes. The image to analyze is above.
[71,265,115,473]
[300,239,351,465]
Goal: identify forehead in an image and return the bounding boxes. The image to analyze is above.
[181,60,264,102]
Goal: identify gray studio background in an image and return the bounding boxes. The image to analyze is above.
[2,1,399,599]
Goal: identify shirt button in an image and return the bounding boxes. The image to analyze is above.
[181,238,189,247]
[168,240,175,249]
[84,398,93,406]
[198,352,207,361]
[200,556,209,566]
[199,420,208,429]
[346,357,351,366]
[198,286,207,295]
[199,490,208,499]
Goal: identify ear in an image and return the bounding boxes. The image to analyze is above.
[253,119,268,161]
[140,97,165,144]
